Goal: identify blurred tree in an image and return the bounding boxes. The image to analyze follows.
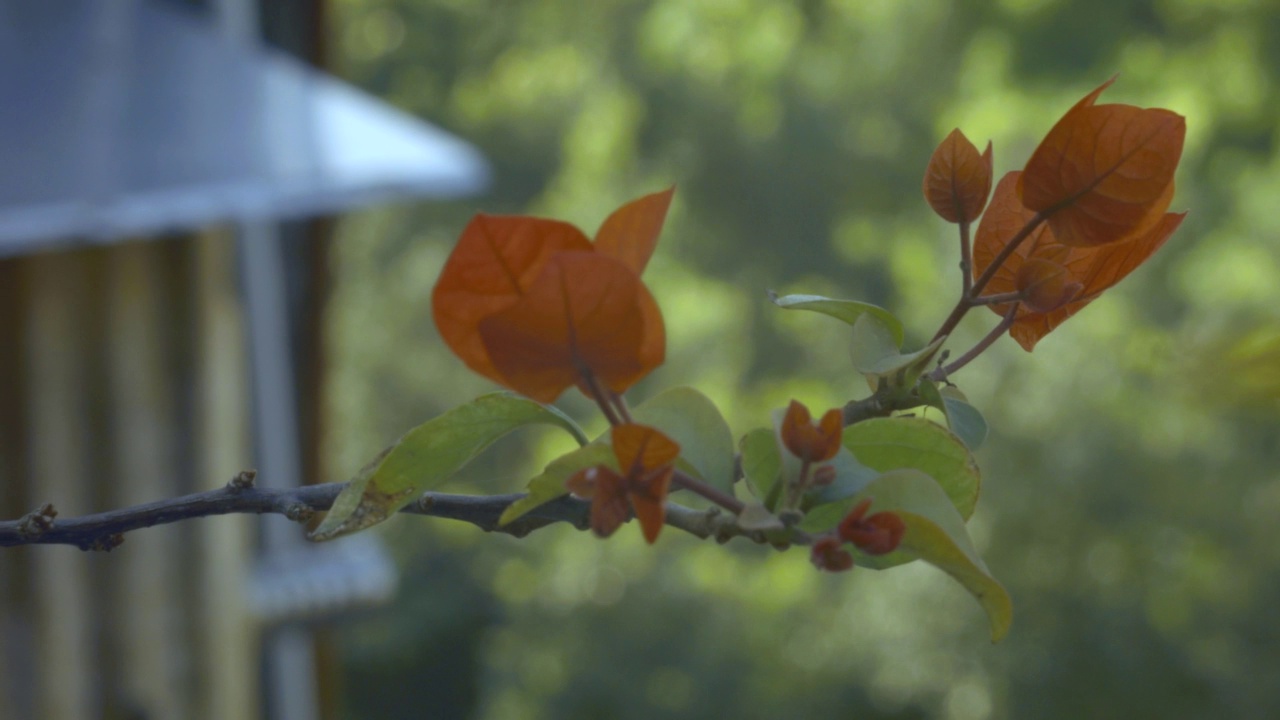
[324,0,1280,718]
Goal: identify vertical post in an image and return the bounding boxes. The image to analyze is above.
[192,230,260,720]
[104,241,188,719]
[213,0,320,716]
[24,252,98,720]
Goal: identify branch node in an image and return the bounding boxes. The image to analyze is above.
[18,503,57,538]
[81,533,125,552]
[227,469,257,491]
[285,504,316,523]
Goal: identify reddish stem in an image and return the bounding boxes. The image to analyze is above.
[671,470,745,514]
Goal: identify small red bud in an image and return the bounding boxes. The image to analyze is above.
[811,465,837,486]
[810,536,855,572]
[837,498,906,556]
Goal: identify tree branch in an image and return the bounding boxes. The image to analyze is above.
[0,471,783,551]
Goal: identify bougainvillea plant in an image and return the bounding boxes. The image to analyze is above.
[310,78,1186,642]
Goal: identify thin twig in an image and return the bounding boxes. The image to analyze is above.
[929,303,1020,381]
[959,220,973,296]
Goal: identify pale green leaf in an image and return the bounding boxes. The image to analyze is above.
[498,443,616,526]
[843,469,1012,642]
[850,314,946,382]
[309,393,587,541]
[768,291,905,346]
[843,416,980,519]
[740,427,783,506]
[631,386,736,493]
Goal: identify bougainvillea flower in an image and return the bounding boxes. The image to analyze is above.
[810,535,855,572]
[780,400,843,463]
[1019,77,1185,248]
[432,189,674,402]
[837,498,906,556]
[478,252,661,403]
[974,171,1186,351]
[923,128,994,224]
[565,423,681,544]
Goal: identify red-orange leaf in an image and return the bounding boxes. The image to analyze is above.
[1015,258,1081,314]
[1009,211,1185,350]
[476,252,662,403]
[432,215,593,384]
[594,187,676,275]
[975,171,1186,351]
[567,466,632,539]
[923,129,994,223]
[1019,79,1185,247]
[610,423,680,544]
[780,400,842,463]
[973,172,1047,301]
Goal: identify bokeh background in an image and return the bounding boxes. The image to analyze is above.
[321,1,1280,718]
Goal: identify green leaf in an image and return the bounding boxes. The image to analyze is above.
[309,393,588,541]
[498,443,616,526]
[842,416,980,519]
[844,469,1012,643]
[798,448,879,525]
[850,314,946,383]
[767,291,905,346]
[941,387,988,451]
[631,386,736,493]
[739,428,783,505]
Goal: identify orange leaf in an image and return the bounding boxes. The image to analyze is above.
[580,466,632,539]
[1015,258,1082,314]
[923,129,994,223]
[611,423,680,543]
[476,252,663,403]
[1019,79,1185,247]
[780,400,843,463]
[432,214,593,384]
[1009,211,1185,350]
[972,171,1048,300]
[594,187,676,275]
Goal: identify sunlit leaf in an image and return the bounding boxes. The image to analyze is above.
[499,442,617,526]
[594,186,676,275]
[630,386,736,493]
[768,291,905,346]
[311,393,589,541]
[1020,79,1185,247]
[432,214,593,384]
[923,128,994,223]
[842,416,980,519]
[478,252,663,403]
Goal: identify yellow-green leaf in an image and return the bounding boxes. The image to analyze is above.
[309,393,587,541]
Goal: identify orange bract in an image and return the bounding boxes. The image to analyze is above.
[594,187,675,275]
[780,400,843,463]
[567,424,681,544]
[1019,78,1185,248]
[433,191,674,402]
[477,252,662,403]
[975,171,1186,350]
[923,129,993,224]
[837,498,906,556]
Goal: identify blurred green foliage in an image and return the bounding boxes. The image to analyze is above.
[323,0,1280,717]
